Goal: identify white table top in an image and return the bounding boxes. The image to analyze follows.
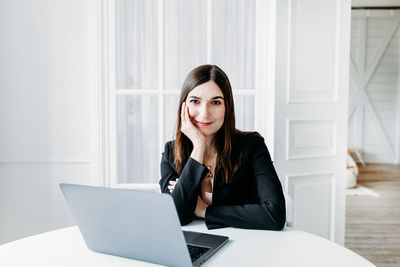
[0,221,374,267]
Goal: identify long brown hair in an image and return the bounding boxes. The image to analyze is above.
[173,65,240,184]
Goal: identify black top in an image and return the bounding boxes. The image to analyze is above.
[159,132,286,230]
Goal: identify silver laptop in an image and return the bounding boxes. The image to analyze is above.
[60,183,229,267]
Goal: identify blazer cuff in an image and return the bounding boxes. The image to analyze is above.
[180,157,209,186]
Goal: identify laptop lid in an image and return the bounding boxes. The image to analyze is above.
[60,183,227,267]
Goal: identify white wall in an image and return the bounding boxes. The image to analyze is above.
[0,0,96,244]
[348,10,400,163]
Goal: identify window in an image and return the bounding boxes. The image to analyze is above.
[99,0,274,188]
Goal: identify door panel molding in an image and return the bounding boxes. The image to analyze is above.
[287,0,340,103]
[286,172,336,240]
[286,119,337,159]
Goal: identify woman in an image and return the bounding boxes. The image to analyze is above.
[159,65,286,230]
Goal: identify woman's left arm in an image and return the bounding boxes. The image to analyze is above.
[204,135,286,230]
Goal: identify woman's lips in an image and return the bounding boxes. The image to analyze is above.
[195,121,213,127]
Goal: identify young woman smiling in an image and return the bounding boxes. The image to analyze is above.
[159,65,286,230]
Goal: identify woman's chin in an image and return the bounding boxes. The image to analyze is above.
[199,129,217,137]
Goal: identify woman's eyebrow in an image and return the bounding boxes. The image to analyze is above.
[188,95,224,100]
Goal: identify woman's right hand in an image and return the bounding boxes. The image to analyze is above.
[181,102,206,164]
[181,102,206,148]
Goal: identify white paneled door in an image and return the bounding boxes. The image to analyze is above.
[275,0,351,244]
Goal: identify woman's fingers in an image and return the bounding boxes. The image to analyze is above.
[184,103,195,129]
[181,102,191,133]
[185,103,192,124]
[168,181,177,187]
[181,102,186,122]
[168,183,174,193]
[168,179,179,193]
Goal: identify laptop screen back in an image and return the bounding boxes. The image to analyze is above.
[60,183,192,267]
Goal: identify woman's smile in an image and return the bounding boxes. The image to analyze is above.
[195,121,213,127]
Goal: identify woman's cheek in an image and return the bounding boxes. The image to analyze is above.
[217,108,225,120]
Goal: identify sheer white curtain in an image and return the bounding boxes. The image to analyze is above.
[115,0,257,184]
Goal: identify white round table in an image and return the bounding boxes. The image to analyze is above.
[0,221,374,267]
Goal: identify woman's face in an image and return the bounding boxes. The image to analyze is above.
[185,81,226,137]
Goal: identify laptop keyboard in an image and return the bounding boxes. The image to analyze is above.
[187,244,210,262]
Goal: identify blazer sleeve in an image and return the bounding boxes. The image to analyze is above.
[205,135,286,230]
[159,142,209,225]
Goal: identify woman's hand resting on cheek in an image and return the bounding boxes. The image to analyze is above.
[180,102,206,164]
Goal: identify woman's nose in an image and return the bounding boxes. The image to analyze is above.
[199,104,210,118]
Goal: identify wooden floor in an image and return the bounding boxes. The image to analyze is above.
[345,163,400,266]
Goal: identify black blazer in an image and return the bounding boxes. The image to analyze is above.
[159,132,286,230]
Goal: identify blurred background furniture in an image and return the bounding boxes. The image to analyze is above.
[346,150,360,188]
[348,147,365,167]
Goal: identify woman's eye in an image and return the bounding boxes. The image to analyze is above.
[190,99,199,104]
[211,100,221,105]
